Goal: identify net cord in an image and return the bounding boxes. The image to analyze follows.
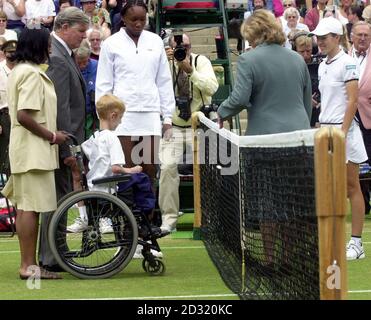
[197,112,318,148]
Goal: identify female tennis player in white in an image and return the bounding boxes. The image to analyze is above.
[310,17,367,260]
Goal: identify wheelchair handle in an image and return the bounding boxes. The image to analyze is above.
[66,133,78,146]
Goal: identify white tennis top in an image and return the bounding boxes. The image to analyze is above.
[318,49,359,124]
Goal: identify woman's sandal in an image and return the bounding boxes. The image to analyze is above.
[19,267,63,280]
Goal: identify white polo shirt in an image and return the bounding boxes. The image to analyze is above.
[318,49,359,124]
[82,130,126,193]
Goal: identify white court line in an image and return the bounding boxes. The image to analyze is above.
[69,290,371,300]
[348,290,371,294]
[70,293,238,300]
[0,246,206,254]
[2,243,371,255]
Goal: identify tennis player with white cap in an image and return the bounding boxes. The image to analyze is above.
[310,17,367,261]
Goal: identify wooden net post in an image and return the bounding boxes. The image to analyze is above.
[192,112,202,240]
[315,127,347,300]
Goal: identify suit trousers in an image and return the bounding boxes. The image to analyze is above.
[159,127,193,230]
[358,112,371,214]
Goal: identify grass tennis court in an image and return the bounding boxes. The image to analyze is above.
[0,212,370,300]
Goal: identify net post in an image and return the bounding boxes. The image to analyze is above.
[315,127,348,300]
[192,112,202,240]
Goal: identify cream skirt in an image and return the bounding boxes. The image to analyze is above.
[1,170,57,212]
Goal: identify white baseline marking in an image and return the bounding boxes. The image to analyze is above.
[0,246,206,254]
[70,293,238,300]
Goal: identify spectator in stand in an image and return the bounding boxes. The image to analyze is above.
[305,0,329,31]
[0,0,25,31]
[347,5,363,43]
[80,0,97,23]
[281,0,305,23]
[283,7,309,48]
[87,28,102,60]
[102,0,124,33]
[58,0,73,13]
[0,11,17,41]
[247,0,284,17]
[92,8,111,39]
[81,0,111,28]
[337,0,352,25]
[0,36,5,61]
[74,39,99,138]
[25,0,56,30]
[362,4,371,24]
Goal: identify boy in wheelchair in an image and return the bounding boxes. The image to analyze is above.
[66,94,164,258]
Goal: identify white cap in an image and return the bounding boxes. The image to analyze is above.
[308,17,343,36]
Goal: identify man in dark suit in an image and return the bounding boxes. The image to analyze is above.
[38,7,90,271]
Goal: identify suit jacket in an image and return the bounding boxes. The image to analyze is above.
[47,35,86,159]
[351,46,371,129]
[218,43,312,135]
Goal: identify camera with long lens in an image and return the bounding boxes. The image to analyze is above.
[201,103,219,122]
[173,34,187,62]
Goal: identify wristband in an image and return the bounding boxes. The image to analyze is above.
[51,132,57,144]
[163,117,172,125]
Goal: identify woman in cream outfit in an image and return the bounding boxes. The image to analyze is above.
[1,26,68,279]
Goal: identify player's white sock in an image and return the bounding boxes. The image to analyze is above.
[351,236,362,247]
[78,205,87,221]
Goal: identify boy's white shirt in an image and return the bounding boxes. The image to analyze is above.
[81,130,125,193]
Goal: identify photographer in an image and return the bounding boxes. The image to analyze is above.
[290,30,323,127]
[159,33,218,233]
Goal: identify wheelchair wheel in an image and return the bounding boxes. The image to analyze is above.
[142,258,166,276]
[57,190,83,207]
[48,191,138,279]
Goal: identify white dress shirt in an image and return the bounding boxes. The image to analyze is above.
[351,45,368,81]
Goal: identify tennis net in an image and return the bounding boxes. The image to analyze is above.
[192,112,347,300]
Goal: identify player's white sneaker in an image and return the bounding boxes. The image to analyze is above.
[346,239,365,260]
[99,218,114,234]
[133,244,163,259]
[66,217,88,233]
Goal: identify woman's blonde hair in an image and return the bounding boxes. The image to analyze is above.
[96,94,125,120]
[240,9,286,47]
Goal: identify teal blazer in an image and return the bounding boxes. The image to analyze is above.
[218,43,312,135]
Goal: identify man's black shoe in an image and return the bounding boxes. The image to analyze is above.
[41,264,66,273]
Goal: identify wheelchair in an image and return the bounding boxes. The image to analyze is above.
[47,136,167,279]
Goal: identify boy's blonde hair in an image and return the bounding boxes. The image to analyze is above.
[96,94,125,120]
